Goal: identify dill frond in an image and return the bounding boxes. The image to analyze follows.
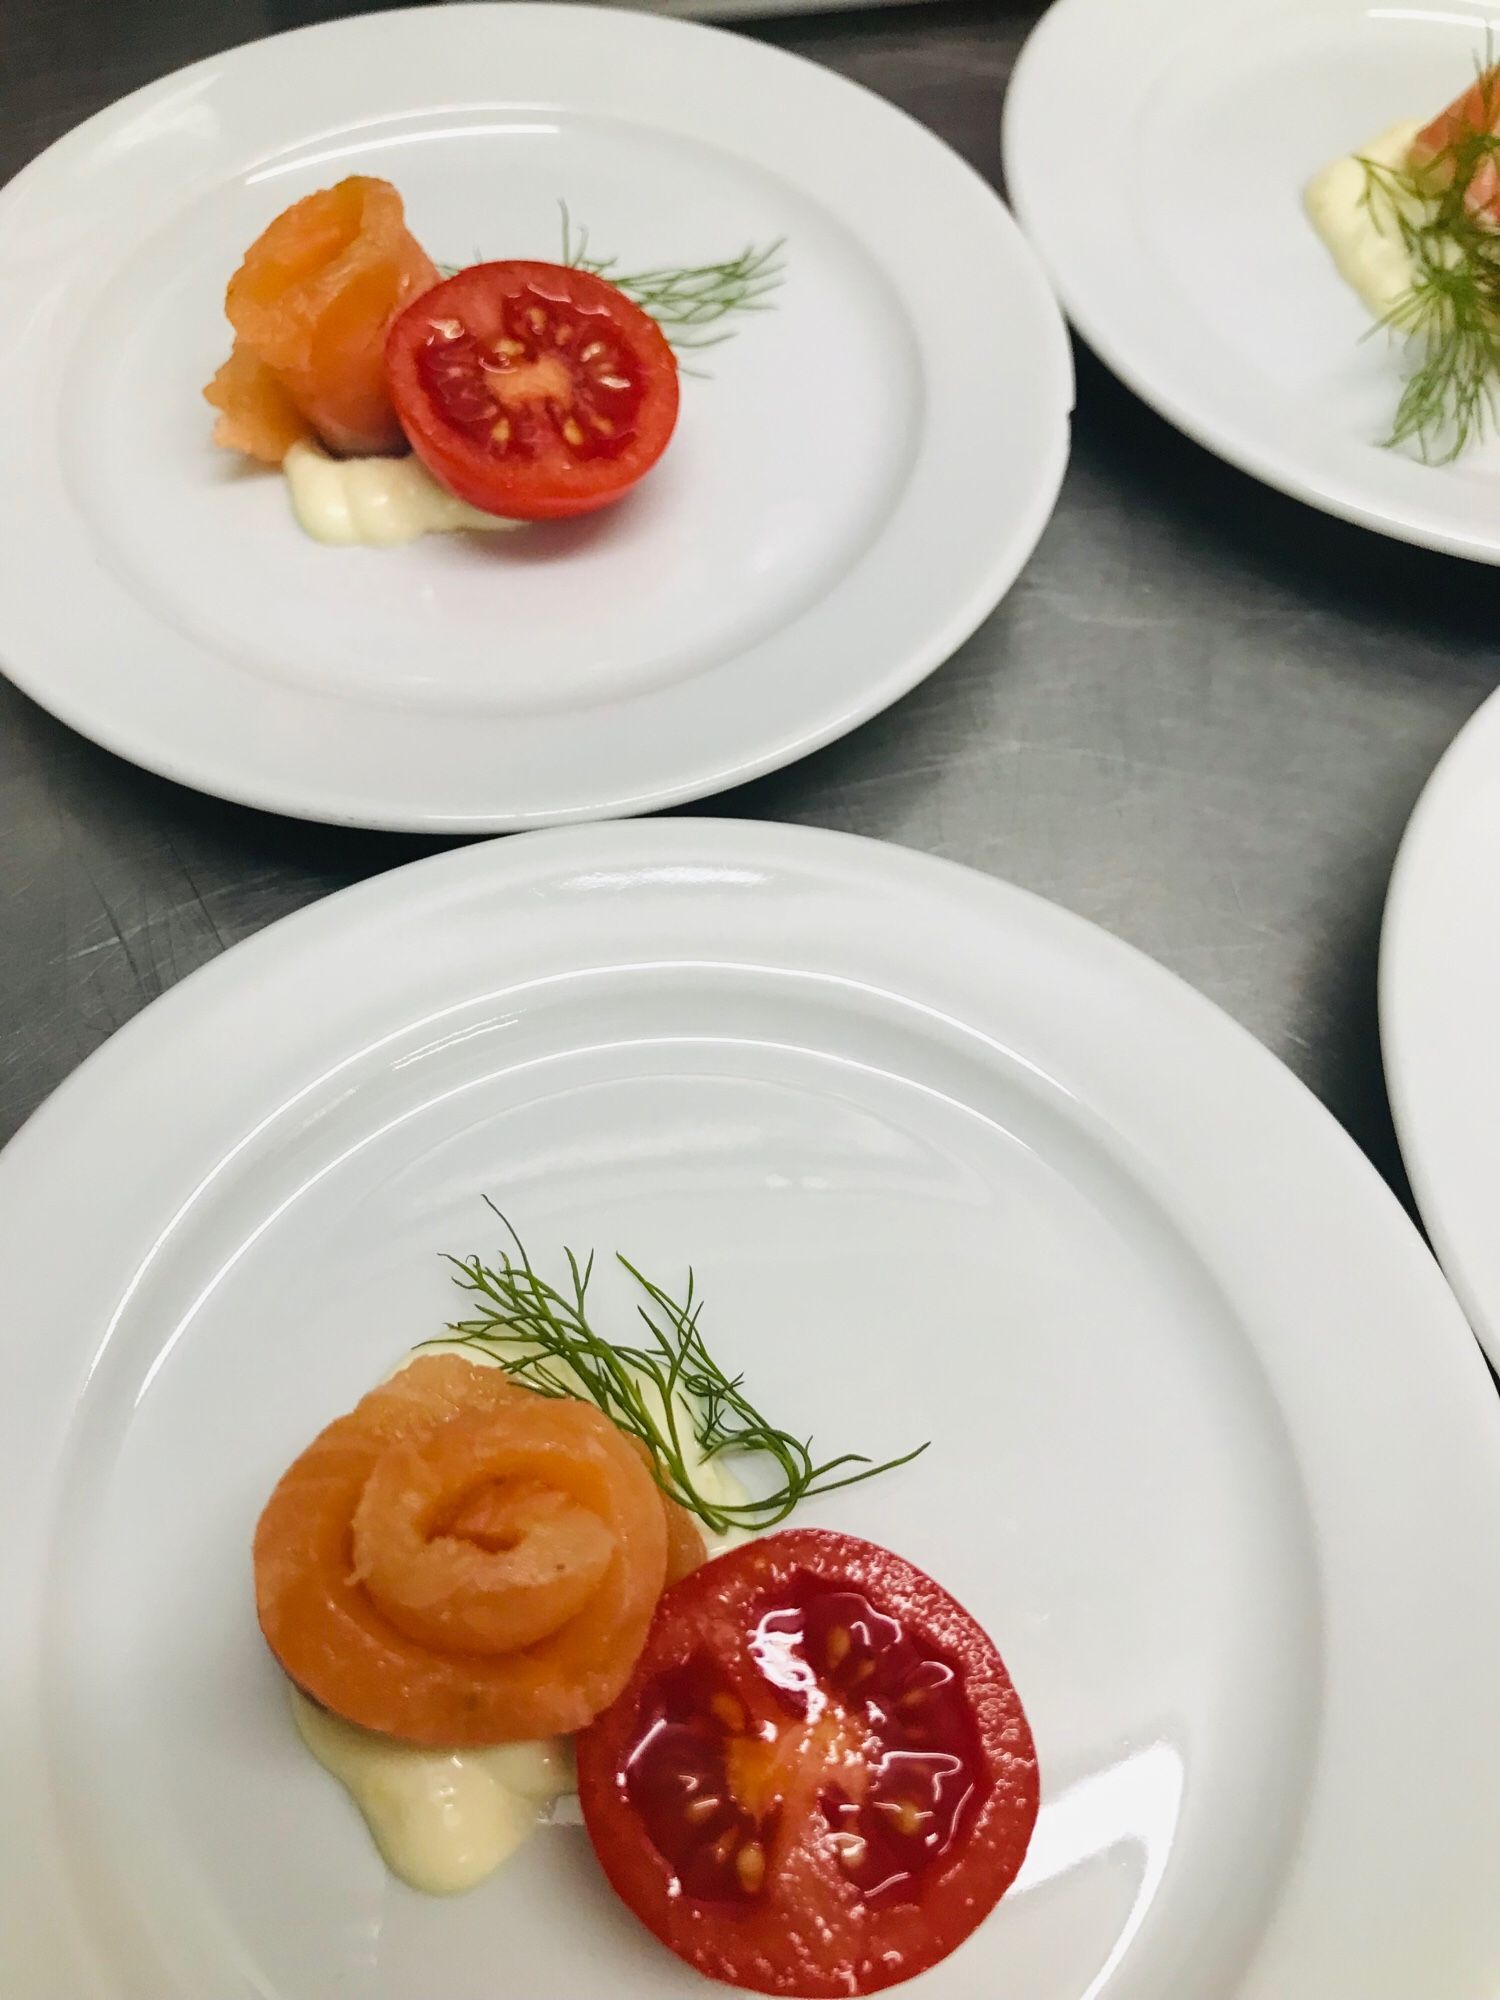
[420,1202,926,1534]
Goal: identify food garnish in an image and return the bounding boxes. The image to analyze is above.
[576,1528,1039,1996]
[1357,61,1500,460]
[426,1206,929,1535]
[559,204,786,362]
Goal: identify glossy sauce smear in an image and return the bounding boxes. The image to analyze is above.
[291,1687,573,1895]
[282,441,522,546]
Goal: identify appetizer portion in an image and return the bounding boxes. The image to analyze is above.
[250,1217,1034,1987]
[254,1214,926,1903]
[577,1530,1039,1998]
[205,179,783,544]
[1305,63,1500,460]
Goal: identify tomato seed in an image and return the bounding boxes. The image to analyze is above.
[826,1626,852,1667]
[736,1841,766,1892]
[710,1693,746,1732]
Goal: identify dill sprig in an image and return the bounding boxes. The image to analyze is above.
[559,202,785,355]
[418,1202,926,1534]
[1358,56,1500,461]
[434,212,784,373]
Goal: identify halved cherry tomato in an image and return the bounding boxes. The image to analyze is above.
[384,260,679,520]
[575,1529,1039,1997]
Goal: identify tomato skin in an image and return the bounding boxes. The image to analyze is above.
[384,260,679,521]
[576,1529,1039,1997]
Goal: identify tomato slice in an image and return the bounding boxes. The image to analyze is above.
[575,1529,1039,1997]
[383,260,679,520]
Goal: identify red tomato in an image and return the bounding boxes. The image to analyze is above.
[384,261,679,520]
[575,1529,1039,1996]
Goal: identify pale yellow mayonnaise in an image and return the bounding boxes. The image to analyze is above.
[291,1689,573,1895]
[283,441,522,547]
[1304,119,1429,319]
[290,1344,750,1894]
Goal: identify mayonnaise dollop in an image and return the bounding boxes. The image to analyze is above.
[283,441,522,546]
[290,1344,750,1894]
[1304,119,1429,319]
[291,1689,573,1895]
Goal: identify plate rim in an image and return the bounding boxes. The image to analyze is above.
[1380,680,1500,1365]
[0,0,1073,832]
[4,817,1500,1996]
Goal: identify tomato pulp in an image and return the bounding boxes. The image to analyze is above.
[576,1529,1039,1996]
[384,261,679,520]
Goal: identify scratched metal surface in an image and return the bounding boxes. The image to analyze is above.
[2,0,1496,1206]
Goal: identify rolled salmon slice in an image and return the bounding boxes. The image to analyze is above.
[253,1354,673,1744]
[457,1432,707,1587]
[1410,65,1500,223]
[205,175,439,464]
[203,342,312,466]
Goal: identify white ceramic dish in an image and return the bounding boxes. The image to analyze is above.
[1382,681,1500,1366]
[0,3,1071,831]
[4,819,1500,1999]
[1003,0,1500,562]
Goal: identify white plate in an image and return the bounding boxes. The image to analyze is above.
[1383,682,1500,1365]
[4,819,1500,2000]
[0,4,1070,832]
[1002,0,1500,563]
